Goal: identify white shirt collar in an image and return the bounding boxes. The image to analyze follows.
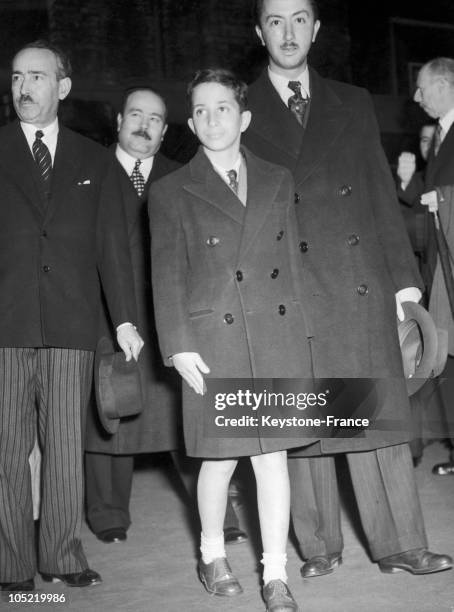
[20,118,59,162]
[211,154,242,184]
[268,66,310,107]
[115,144,154,182]
[439,106,454,139]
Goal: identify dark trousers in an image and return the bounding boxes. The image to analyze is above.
[289,443,427,561]
[0,347,93,582]
[85,450,240,534]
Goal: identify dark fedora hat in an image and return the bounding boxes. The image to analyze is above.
[398,301,445,396]
[94,336,144,434]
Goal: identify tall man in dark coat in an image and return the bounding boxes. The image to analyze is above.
[410,58,454,475]
[243,0,452,578]
[85,88,246,545]
[0,41,143,592]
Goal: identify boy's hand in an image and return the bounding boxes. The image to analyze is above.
[172,352,210,395]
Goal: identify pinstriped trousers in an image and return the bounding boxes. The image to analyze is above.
[0,347,93,582]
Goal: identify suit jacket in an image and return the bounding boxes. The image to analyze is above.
[244,69,422,452]
[149,146,316,457]
[85,150,182,454]
[0,120,135,351]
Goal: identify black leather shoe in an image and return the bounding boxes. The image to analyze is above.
[97,528,127,543]
[432,461,454,475]
[262,579,299,612]
[301,552,342,578]
[224,526,248,545]
[41,568,102,587]
[378,549,453,575]
[1,579,35,592]
[198,557,243,596]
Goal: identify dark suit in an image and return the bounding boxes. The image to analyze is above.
[84,150,181,534]
[244,69,427,559]
[0,120,135,581]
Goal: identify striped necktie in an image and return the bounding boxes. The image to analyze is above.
[130,159,145,196]
[433,123,443,156]
[32,130,52,183]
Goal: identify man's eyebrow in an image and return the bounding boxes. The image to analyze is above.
[265,9,310,20]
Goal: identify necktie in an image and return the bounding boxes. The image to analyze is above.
[130,159,145,196]
[32,130,52,183]
[433,123,443,156]
[227,169,238,194]
[287,81,309,126]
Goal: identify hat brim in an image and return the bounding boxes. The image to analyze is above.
[398,301,438,396]
[94,336,121,434]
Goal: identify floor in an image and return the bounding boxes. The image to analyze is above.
[3,441,454,612]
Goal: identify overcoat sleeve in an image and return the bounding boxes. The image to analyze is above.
[361,91,424,293]
[148,181,200,365]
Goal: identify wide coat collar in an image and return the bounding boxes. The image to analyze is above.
[184,145,287,261]
[250,68,352,184]
[0,119,84,223]
[425,121,454,187]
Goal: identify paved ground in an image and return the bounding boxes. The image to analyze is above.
[2,441,454,612]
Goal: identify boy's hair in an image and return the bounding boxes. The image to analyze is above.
[14,39,72,80]
[187,68,248,113]
[254,0,320,25]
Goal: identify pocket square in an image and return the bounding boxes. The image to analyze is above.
[77,179,91,185]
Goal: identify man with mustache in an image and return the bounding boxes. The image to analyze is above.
[84,87,247,547]
[0,40,143,592]
[243,0,453,579]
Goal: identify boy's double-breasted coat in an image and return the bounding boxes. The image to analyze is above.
[149,147,316,458]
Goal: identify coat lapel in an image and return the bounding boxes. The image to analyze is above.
[184,147,245,225]
[46,126,81,223]
[237,147,281,261]
[0,121,47,217]
[426,123,454,187]
[293,69,352,185]
[249,71,303,160]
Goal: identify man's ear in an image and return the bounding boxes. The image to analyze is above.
[162,124,168,140]
[116,113,123,133]
[312,20,321,43]
[255,25,265,47]
[240,110,252,133]
[188,117,195,135]
[58,77,72,100]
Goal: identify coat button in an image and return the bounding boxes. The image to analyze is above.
[224,313,234,324]
[43,265,51,273]
[236,270,243,282]
[347,234,360,246]
[357,284,368,296]
[41,230,47,237]
[339,184,352,197]
[276,230,284,241]
[294,193,300,204]
[299,241,308,253]
[278,304,286,315]
[271,269,279,279]
[207,236,220,247]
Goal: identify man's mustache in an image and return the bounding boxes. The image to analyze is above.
[132,130,151,140]
[18,95,34,103]
[281,43,299,50]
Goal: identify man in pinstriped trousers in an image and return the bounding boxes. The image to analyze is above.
[0,41,143,592]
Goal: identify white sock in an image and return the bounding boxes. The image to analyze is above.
[261,552,288,585]
[200,532,225,564]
